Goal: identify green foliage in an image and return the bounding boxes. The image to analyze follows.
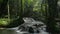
[0,0,59,31]
[0,18,10,26]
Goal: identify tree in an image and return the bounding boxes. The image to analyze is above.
[0,0,8,17]
[23,0,33,17]
[46,0,59,34]
[0,0,24,28]
[6,0,24,28]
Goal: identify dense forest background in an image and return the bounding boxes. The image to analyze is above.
[0,0,60,34]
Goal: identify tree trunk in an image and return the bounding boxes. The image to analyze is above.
[46,0,58,34]
[0,0,8,17]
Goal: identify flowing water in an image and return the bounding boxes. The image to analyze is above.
[0,18,49,34]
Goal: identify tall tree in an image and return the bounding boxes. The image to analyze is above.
[0,0,8,17]
[6,0,24,28]
[23,0,33,17]
[46,0,59,34]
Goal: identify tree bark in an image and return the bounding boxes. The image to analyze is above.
[46,0,58,34]
[0,0,8,17]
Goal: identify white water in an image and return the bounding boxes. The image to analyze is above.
[0,18,49,34]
